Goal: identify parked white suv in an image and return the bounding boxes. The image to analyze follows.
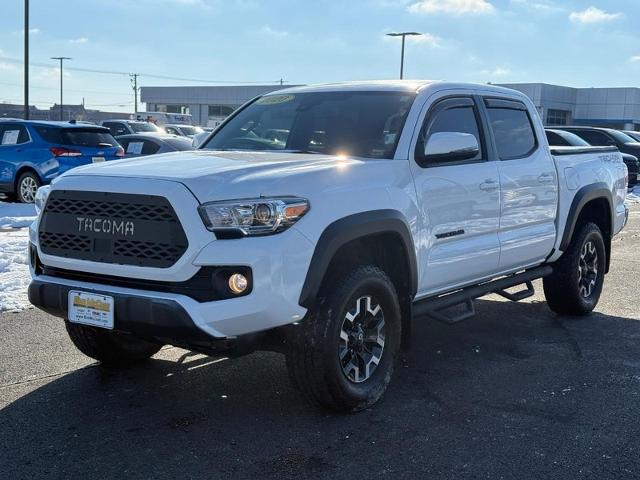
[29,81,628,412]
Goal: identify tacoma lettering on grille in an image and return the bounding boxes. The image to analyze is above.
[38,191,188,268]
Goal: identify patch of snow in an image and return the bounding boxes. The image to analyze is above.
[0,228,31,312]
[0,201,36,229]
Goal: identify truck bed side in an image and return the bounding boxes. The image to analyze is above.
[548,145,628,263]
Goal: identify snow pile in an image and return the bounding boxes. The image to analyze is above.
[0,202,36,229]
[0,228,31,312]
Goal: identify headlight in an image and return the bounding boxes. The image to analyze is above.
[34,185,51,216]
[198,197,309,236]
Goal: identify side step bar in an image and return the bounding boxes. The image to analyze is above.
[412,266,553,324]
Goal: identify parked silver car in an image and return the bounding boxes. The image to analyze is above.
[115,133,194,157]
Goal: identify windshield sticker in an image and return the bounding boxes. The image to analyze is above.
[2,130,19,145]
[126,142,144,154]
[256,95,295,105]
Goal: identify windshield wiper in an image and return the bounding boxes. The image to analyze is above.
[281,149,323,154]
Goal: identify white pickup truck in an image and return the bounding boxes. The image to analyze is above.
[29,81,629,412]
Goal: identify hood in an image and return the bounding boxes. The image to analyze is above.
[61,150,369,202]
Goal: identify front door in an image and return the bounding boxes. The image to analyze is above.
[410,95,501,295]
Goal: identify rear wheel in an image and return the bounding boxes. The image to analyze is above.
[16,171,41,203]
[66,322,162,366]
[286,265,401,412]
[543,222,606,316]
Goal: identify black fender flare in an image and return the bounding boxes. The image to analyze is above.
[298,209,418,308]
[560,182,613,252]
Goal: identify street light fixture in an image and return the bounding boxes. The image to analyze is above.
[386,32,422,80]
[51,56,72,121]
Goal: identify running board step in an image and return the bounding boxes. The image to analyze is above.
[412,266,553,325]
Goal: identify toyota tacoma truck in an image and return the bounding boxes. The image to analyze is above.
[28,81,629,412]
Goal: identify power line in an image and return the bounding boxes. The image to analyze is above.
[0,80,132,96]
[0,56,287,84]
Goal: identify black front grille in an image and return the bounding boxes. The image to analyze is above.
[40,232,91,253]
[39,190,188,268]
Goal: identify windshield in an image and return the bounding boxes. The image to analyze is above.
[609,130,639,144]
[130,122,161,133]
[178,126,202,136]
[201,91,416,159]
[35,126,117,148]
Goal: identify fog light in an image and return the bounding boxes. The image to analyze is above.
[228,273,248,294]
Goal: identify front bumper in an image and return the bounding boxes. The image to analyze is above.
[29,279,215,347]
[29,224,314,340]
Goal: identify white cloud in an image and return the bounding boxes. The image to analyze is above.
[569,6,622,24]
[481,67,512,77]
[68,37,89,44]
[0,63,16,71]
[408,0,495,15]
[259,25,289,37]
[20,28,40,35]
[630,55,640,63]
[410,32,442,46]
[510,0,563,13]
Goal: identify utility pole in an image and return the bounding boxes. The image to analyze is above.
[51,56,71,121]
[24,0,29,119]
[386,32,422,79]
[130,73,139,115]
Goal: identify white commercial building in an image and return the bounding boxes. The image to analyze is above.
[498,83,640,130]
[140,84,299,127]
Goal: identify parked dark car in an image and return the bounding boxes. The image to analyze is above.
[623,130,640,143]
[553,127,639,188]
[115,134,194,157]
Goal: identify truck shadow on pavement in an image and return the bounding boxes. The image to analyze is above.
[2,298,640,479]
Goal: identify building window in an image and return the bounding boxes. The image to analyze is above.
[155,104,189,114]
[546,109,571,126]
[208,105,236,117]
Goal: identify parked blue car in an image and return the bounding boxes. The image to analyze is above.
[0,120,124,202]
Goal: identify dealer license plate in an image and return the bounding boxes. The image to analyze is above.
[68,291,114,329]
[92,156,105,163]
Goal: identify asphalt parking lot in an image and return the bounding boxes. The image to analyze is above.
[1,206,639,480]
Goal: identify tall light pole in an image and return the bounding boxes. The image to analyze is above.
[386,32,422,79]
[24,0,29,119]
[130,73,139,115]
[51,56,71,121]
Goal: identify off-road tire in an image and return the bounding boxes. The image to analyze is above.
[286,265,402,412]
[66,322,162,366]
[543,222,606,316]
[16,171,41,203]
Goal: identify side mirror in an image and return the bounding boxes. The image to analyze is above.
[424,132,480,163]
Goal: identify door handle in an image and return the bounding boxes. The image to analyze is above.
[479,179,499,192]
[538,172,555,184]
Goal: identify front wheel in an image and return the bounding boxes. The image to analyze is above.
[543,222,606,316]
[286,265,402,412]
[16,171,41,203]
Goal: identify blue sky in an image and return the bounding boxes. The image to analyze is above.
[1,0,639,112]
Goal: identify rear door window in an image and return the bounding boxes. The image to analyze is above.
[0,124,30,145]
[485,98,537,160]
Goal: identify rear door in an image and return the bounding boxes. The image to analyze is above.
[483,97,558,271]
[410,94,501,294]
